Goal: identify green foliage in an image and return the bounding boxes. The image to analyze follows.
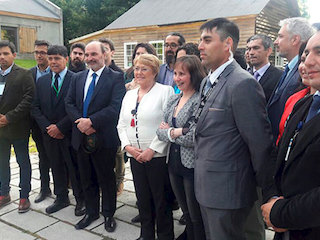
[51,0,140,46]
[15,59,36,69]
[298,0,310,19]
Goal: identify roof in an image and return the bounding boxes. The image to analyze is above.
[105,0,271,30]
[0,0,61,19]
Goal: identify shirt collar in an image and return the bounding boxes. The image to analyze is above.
[288,55,299,70]
[88,65,105,78]
[254,62,270,77]
[52,67,67,80]
[209,58,233,84]
[36,65,50,73]
[1,63,14,76]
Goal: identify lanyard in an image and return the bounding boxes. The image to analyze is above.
[284,121,303,162]
[51,75,64,96]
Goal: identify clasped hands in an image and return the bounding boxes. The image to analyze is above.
[125,145,154,163]
[0,114,8,128]
[46,124,64,139]
[261,196,287,233]
[159,121,182,139]
[75,117,96,135]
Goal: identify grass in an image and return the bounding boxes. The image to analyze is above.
[15,59,36,69]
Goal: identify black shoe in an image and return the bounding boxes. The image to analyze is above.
[75,201,86,216]
[75,214,99,229]
[131,214,141,223]
[104,216,116,232]
[171,199,180,211]
[45,199,70,214]
[34,190,51,203]
[179,214,187,225]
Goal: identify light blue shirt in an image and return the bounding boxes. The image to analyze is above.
[51,67,67,89]
[287,55,299,79]
[36,65,50,82]
[0,63,14,76]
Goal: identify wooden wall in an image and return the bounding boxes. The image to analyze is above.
[19,27,36,53]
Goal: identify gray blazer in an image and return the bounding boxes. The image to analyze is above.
[194,60,276,209]
[157,92,199,168]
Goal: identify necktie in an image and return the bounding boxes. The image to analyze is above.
[254,71,260,81]
[305,95,320,122]
[53,74,60,96]
[203,78,212,95]
[275,65,290,93]
[83,73,97,117]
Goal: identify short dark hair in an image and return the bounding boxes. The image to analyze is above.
[34,40,50,48]
[247,34,273,50]
[132,43,157,63]
[174,55,206,92]
[167,32,186,46]
[98,38,115,51]
[70,42,85,52]
[47,45,68,57]
[200,18,239,52]
[0,40,16,53]
[176,43,200,59]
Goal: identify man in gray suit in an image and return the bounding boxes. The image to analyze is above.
[194,18,276,240]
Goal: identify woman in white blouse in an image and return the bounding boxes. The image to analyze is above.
[117,54,174,240]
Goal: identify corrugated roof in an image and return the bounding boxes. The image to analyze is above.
[0,0,60,19]
[105,0,270,30]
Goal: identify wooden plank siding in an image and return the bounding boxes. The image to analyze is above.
[19,27,37,53]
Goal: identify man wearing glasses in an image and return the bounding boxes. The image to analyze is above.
[30,40,53,204]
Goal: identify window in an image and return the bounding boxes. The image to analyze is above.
[149,40,164,64]
[275,50,285,68]
[1,26,18,49]
[124,42,137,68]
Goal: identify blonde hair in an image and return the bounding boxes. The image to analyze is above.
[134,54,160,77]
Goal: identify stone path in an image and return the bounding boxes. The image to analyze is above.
[0,153,275,240]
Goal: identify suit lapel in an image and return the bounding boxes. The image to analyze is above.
[90,67,109,104]
[54,71,71,105]
[79,70,89,108]
[258,65,271,87]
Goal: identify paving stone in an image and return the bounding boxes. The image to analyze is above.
[50,205,83,225]
[266,229,275,240]
[173,219,185,238]
[172,208,183,221]
[0,221,35,240]
[37,221,102,240]
[10,177,41,191]
[31,169,40,180]
[10,167,20,176]
[117,190,137,207]
[9,185,20,202]
[28,194,55,213]
[123,180,135,192]
[124,171,133,181]
[85,215,105,231]
[116,201,124,209]
[114,205,139,224]
[1,209,58,233]
[92,219,140,240]
[0,203,17,216]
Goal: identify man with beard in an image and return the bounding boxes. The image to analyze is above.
[69,42,86,73]
[157,32,185,88]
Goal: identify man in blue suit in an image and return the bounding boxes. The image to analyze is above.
[65,41,125,232]
[267,17,314,141]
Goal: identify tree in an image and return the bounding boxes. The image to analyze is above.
[298,0,310,19]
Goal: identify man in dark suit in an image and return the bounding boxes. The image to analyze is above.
[0,40,35,213]
[195,18,276,240]
[32,45,85,216]
[69,42,86,73]
[29,40,52,203]
[262,31,320,240]
[65,41,125,231]
[247,34,283,102]
[268,17,314,141]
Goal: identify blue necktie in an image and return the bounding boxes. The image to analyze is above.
[83,73,97,117]
[203,78,212,94]
[254,71,260,81]
[275,65,290,93]
[305,95,320,122]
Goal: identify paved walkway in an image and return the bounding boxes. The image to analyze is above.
[0,153,275,240]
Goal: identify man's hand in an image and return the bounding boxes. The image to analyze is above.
[136,148,155,163]
[261,196,287,232]
[84,127,96,135]
[75,118,92,133]
[46,124,64,139]
[0,114,9,128]
[125,145,143,162]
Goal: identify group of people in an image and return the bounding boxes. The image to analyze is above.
[0,15,319,240]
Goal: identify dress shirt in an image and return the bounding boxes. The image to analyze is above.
[286,55,299,79]
[83,66,105,101]
[253,62,270,82]
[0,63,14,76]
[51,67,67,91]
[36,65,50,81]
[162,64,174,86]
[208,58,234,85]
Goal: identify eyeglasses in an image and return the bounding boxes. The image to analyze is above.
[133,67,150,73]
[165,43,178,49]
[34,51,47,56]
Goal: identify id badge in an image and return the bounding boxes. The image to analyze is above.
[0,82,5,95]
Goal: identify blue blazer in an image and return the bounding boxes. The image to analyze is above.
[65,67,126,150]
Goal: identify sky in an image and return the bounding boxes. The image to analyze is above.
[308,0,320,24]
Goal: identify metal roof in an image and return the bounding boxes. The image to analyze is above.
[0,0,61,19]
[105,0,270,30]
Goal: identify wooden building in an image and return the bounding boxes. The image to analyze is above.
[0,0,63,57]
[70,0,300,70]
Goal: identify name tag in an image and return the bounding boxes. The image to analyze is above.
[0,82,5,95]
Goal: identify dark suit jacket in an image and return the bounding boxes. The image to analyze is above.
[194,60,276,209]
[259,64,283,103]
[270,95,320,240]
[31,70,74,137]
[267,62,302,141]
[0,64,34,139]
[65,67,126,150]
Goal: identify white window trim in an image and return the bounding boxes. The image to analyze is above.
[274,50,285,68]
[149,40,164,64]
[124,42,137,69]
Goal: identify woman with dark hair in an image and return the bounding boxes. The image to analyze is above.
[124,43,157,90]
[157,55,206,240]
[175,43,201,60]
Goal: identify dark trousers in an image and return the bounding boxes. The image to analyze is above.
[77,147,117,217]
[32,124,50,192]
[168,168,206,240]
[0,137,31,198]
[131,157,174,240]
[43,135,83,201]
